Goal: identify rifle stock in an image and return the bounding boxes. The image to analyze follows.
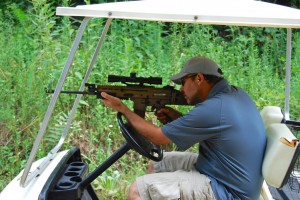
[96,85,187,118]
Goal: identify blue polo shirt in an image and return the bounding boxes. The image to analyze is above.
[162,80,266,200]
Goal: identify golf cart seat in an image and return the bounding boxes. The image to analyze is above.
[260,106,300,199]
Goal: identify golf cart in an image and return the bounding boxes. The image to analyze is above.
[1,0,300,199]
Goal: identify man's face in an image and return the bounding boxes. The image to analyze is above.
[179,74,202,105]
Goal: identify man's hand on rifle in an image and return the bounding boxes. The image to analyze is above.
[101,92,129,114]
[154,107,182,124]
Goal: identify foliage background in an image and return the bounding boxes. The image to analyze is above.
[0,0,300,198]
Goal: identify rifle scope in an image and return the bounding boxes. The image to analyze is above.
[108,73,162,85]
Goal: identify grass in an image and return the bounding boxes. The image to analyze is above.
[1,1,300,199]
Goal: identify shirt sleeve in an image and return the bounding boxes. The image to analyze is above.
[161,97,230,150]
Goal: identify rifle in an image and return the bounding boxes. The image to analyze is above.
[50,73,188,118]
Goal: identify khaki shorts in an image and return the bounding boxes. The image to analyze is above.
[136,152,215,200]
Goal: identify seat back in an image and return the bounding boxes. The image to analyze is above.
[262,123,300,188]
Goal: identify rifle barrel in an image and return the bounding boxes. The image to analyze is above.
[48,90,93,95]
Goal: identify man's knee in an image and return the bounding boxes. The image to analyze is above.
[128,180,140,200]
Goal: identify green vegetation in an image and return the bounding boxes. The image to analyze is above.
[1,1,300,199]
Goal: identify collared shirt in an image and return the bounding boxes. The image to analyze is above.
[162,79,266,200]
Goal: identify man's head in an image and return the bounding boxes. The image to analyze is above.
[170,56,223,104]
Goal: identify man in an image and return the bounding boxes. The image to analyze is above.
[101,56,266,200]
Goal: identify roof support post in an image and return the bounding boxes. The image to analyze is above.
[284,28,292,120]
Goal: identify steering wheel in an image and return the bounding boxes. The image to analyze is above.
[117,112,163,162]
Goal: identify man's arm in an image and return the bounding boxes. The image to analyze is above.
[101,92,172,145]
[154,107,183,124]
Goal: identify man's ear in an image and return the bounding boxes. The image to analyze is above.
[197,73,204,84]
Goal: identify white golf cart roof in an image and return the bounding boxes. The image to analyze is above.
[56,0,300,28]
[2,1,297,200]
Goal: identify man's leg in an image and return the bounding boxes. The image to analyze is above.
[133,170,215,200]
[128,181,140,200]
[128,152,200,200]
[147,152,197,174]
[154,151,198,172]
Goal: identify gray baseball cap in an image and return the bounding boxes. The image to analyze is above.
[170,56,222,84]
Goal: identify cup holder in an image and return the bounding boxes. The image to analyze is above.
[70,176,82,182]
[55,161,87,190]
[58,182,73,188]
[64,172,79,177]
[70,162,85,167]
[68,167,81,171]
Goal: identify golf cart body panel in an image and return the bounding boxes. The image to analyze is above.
[0,150,69,200]
[1,0,300,200]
